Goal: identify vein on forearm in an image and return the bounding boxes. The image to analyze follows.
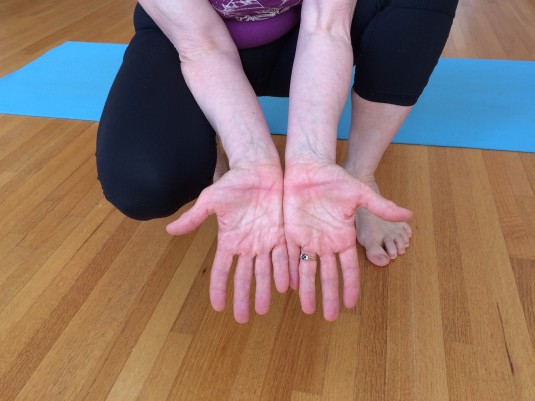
[181,49,278,168]
[286,29,354,165]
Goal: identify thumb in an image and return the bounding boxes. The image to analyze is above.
[352,180,412,222]
[166,190,213,236]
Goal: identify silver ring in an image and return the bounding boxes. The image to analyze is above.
[300,253,317,261]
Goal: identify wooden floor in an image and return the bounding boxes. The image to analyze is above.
[1,0,535,400]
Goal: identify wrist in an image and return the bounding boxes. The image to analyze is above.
[227,145,281,170]
[285,152,333,169]
[235,162,284,189]
[227,144,282,172]
[217,126,280,170]
[285,144,334,169]
[285,128,337,167]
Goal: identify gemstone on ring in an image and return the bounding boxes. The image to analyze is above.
[300,253,316,261]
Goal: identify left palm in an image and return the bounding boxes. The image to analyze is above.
[284,162,412,320]
[166,164,288,323]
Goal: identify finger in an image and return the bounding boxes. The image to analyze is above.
[272,244,289,293]
[319,254,339,321]
[299,254,317,314]
[209,248,233,312]
[166,189,213,236]
[254,253,272,315]
[351,180,412,222]
[234,255,254,324]
[288,245,300,290]
[339,247,360,309]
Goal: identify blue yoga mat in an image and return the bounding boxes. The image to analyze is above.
[1,41,534,152]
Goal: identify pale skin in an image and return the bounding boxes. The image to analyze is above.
[344,91,414,266]
[142,0,413,322]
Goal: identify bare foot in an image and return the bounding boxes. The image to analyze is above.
[213,138,229,182]
[351,177,412,266]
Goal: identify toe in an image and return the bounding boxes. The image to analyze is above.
[400,230,410,246]
[402,223,413,238]
[384,238,398,260]
[365,245,391,267]
[394,237,406,255]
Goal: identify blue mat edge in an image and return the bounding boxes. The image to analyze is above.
[1,41,534,153]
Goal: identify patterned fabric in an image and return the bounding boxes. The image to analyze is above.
[209,0,303,22]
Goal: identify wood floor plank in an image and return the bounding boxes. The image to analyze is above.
[0,1,124,62]
[0,117,51,155]
[520,153,535,193]
[291,311,332,396]
[447,149,533,401]
[104,219,217,401]
[443,342,480,401]
[0,245,51,311]
[447,150,515,401]
[383,145,450,401]
[0,199,113,336]
[74,227,198,401]
[291,392,321,401]
[321,313,359,401]
[0,180,103,315]
[135,332,193,401]
[257,295,310,401]
[515,196,535,257]
[484,151,535,259]
[499,152,534,197]
[0,124,95,238]
[0,232,24,259]
[352,262,389,401]
[10,220,170,401]
[19,158,98,248]
[227,290,291,401]
[464,152,535,401]
[0,210,131,400]
[0,122,94,206]
[385,254,417,401]
[0,171,16,190]
[170,239,216,335]
[429,148,473,345]
[510,258,535,352]
[166,300,253,401]
[0,119,88,174]
[405,146,449,401]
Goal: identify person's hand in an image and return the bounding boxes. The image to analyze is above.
[166,163,289,323]
[283,162,412,321]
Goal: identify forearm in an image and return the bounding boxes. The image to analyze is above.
[181,52,279,169]
[286,25,354,165]
[139,0,279,169]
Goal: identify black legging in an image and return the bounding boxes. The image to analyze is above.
[96,0,458,221]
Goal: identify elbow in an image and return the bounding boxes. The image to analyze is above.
[176,33,238,64]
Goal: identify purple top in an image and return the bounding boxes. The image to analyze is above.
[209,0,303,49]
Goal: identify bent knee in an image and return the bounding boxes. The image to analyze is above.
[101,186,183,221]
[97,162,212,221]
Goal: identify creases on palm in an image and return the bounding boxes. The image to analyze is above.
[166,163,289,323]
[283,162,412,320]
